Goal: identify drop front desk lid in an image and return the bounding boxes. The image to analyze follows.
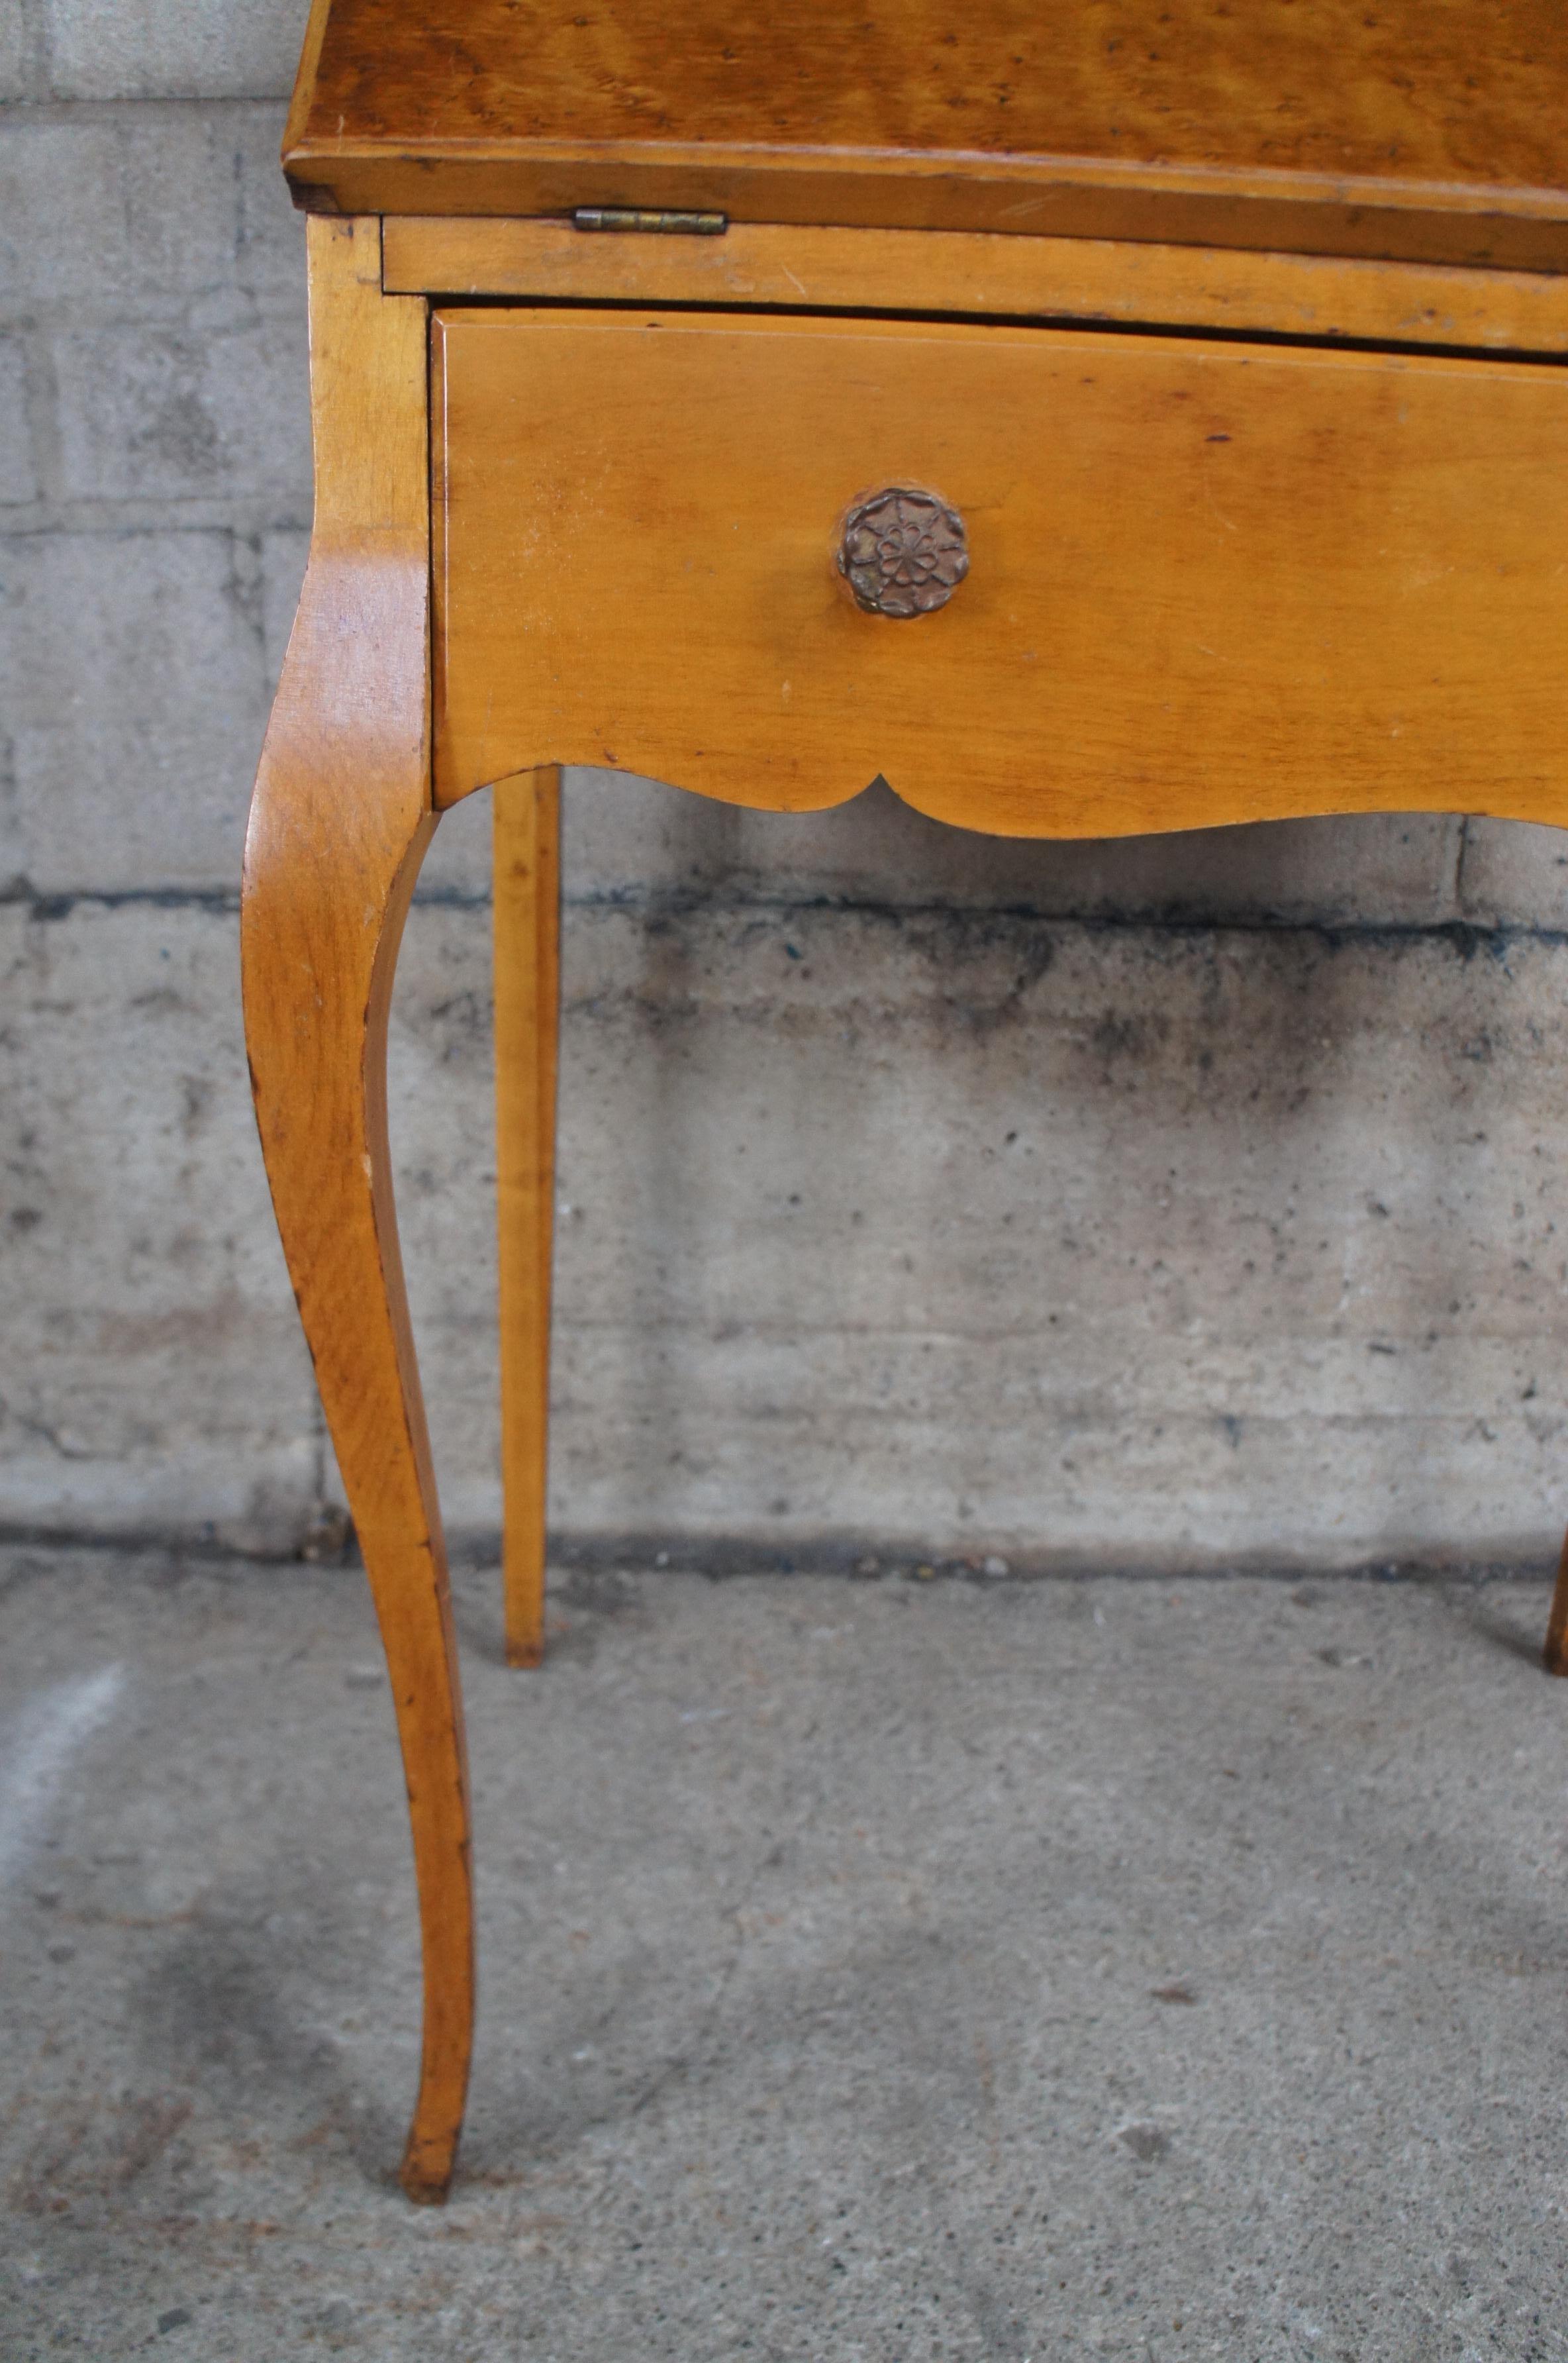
[284,0,1568,270]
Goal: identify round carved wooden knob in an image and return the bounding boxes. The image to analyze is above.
[837,487,969,618]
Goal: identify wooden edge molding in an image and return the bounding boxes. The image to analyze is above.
[295,143,1568,274]
[386,215,1568,354]
[281,0,334,164]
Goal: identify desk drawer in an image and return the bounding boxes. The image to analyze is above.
[432,309,1568,836]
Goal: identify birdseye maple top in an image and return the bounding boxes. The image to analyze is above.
[283,0,1568,269]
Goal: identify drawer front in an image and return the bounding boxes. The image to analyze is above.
[433,309,1568,837]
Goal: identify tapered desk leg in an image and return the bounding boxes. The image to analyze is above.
[1544,1538,1568,1675]
[243,215,473,2202]
[493,768,562,1668]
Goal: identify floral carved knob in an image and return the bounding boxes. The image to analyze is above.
[837,487,969,618]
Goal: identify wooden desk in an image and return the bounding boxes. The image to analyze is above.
[243,0,1568,2201]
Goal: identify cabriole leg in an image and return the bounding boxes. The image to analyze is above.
[244,790,472,2200]
[242,214,473,2202]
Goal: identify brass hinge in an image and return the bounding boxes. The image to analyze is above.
[572,207,728,236]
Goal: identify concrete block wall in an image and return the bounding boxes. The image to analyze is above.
[5,1,1568,1568]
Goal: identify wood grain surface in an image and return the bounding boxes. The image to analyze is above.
[285,0,1568,266]
[493,768,561,1672]
[432,308,1568,837]
[241,216,474,2205]
[386,217,1568,354]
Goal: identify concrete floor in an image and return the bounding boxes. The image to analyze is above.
[3,1552,1568,2360]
